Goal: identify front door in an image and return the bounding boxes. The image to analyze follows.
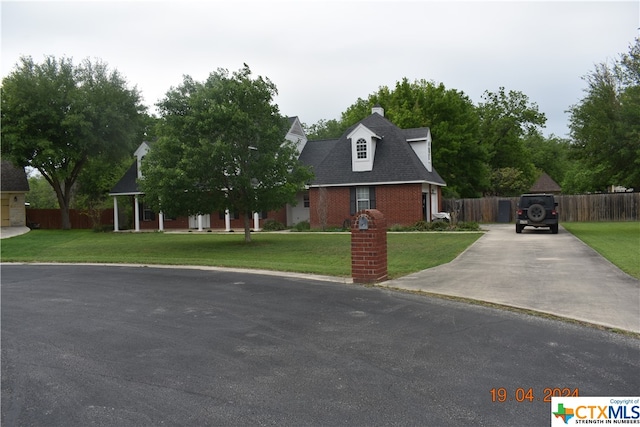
[422,193,427,221]
[1,196,10,227]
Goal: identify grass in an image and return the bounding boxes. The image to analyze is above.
[5,223,636,280]
[563,222,640,279]
[0,230,483,279]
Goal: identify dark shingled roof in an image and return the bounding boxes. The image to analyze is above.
[300,113,445,186]
[1,160,29,192]
[530,172,561,193]
[109,161,141,195]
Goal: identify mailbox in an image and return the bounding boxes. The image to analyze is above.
[358,215,369,230]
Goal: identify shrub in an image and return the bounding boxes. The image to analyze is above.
[262,219,286,231]
[389,223,409,232]
[456,221,480,231]
[429,221,450,231]
[412,221,429,231]
[293,221,310,231]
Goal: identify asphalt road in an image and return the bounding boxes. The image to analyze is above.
[2,264,639,426]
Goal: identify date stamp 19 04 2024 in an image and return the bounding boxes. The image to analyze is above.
[491,387,579,403]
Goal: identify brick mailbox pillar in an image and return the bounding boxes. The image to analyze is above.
[351,209,388,283]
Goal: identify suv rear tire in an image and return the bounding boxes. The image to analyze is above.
[527,203,546,222]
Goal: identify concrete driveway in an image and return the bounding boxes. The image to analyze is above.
[385,224,640,333]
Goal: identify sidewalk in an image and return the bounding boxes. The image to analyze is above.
[383,224,640,333]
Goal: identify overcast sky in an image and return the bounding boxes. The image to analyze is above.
[2,1,639,138]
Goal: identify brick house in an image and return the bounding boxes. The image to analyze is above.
[295,106,446,228]
[110,107,446,230]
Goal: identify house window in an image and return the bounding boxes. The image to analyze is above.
[350,186,376,215]
[142,206,155,221]
[219,210,240,220]
[303,192,310,208]
[356,138,367,159]
[356,187,370,210]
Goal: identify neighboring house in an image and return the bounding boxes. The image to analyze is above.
[1,160,30,227]
[609,185,634,193]
[530,172,561,195]
[297,106,446,228]
[110,108,447,230]
[109,117,306,231]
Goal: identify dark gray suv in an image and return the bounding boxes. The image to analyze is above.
[516,194,559,234]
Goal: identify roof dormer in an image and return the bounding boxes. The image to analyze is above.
[406,129,432,172]
[285,116,308,158]
[134,141,151,179]
[347,124,381,172]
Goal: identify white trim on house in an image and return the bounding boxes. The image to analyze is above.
[406,129,432,172]
[308,180,446,188]
[286,117,308,156]
[133,142,151,179]
[346,123,382,172]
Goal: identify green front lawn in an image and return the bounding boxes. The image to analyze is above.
[0,230,483,279]
[3,223,637,280]
[563,222,640,279]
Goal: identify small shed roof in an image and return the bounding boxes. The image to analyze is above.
[530,172,561,194]
[1,160,29,192]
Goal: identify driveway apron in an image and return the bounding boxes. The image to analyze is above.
[385,224,640,333]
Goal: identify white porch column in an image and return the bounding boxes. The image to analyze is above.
[426,185,432,222]
[225,209,231,231]
[253,212,260,230]
[197,214,203,231]
[113,196,119,231]
[430,185,438,220]
[134,195,140,231]
[159,212,164,231]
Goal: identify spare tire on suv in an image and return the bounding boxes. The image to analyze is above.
[516,194,559,234]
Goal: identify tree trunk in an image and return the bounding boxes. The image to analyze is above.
[53,183,72,230]
[243,212,252,243]
[59,206,72,230]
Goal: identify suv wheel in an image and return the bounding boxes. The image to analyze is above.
[527,203,546,222]
[516,224,524,233]
[551,224,559,234]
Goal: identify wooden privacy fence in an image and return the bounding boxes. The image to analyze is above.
[443,193,640,223]
[26,208,115,229]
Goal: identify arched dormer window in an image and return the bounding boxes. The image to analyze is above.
[347,124,380,172]
[356,138,367,159]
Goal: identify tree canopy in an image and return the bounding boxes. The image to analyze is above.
[1,56,145,229]
[568,38,640,191]
[140,65,313,242]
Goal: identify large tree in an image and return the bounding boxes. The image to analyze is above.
[333,78,489,197]
[523,133,571,185]
[140,65,313,242]
[26,175,59,209]
[477,87,546,195]
[1,56,145,229]
[303,118,345,140]
[568,38,640,191]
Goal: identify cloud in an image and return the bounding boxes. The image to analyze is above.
[2,1,638,137]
